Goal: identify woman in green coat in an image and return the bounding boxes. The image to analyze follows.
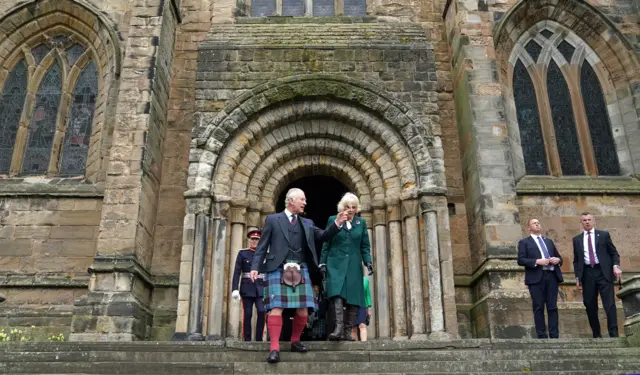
[320,193,374,341]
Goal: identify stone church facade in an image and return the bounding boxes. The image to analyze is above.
[0,0,638,341]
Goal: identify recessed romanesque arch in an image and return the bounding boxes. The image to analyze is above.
[187,74,446,200]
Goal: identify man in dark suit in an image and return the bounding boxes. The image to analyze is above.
[517,218,563,338]
[573,212,622,338]
[231,229,265,341]
[250,188,347,364]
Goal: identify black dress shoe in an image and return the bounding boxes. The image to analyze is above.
[290,341,308,353]
[266,350,280,364]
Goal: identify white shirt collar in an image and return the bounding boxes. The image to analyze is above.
[284,208,295,218]
[584,228,596,235]
[530,233,543,239]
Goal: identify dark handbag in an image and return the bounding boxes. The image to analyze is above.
[281,264,304,291]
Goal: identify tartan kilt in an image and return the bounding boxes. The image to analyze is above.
[263,263,317,312]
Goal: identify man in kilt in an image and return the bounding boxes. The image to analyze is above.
[250,188,347,364]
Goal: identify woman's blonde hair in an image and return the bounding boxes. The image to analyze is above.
[337,192,360,212]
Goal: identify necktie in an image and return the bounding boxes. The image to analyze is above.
[587,232,596,266]
[537,237,554,270]
[290,215,297,225]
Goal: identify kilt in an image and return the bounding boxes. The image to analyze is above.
[263,263,317,312]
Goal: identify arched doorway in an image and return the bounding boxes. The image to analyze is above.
[179,76,457,341]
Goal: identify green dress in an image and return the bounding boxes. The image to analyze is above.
[320,215,372,307]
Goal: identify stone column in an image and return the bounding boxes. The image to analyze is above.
[618,275,640,347]
[226,201,248,338]
[424,209,445,336]
[361,211,376,339]
[402,199,427,339]
[186,214,211,340]
[373,203,390,339]
[206,200,230,340]
[245,202,262,341]
[387,200,407,339]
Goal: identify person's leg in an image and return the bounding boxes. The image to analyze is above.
[255,298,265,342]
[596,273,618,337]
[528,282,548,338]
[291,307,308,343]
[268,308,283,351]
[358,323,367,342]
[351,327,358,341]
[582,268,601,338]
[545,274,559,339]
[242,298,254,341]
[328,297,344,340]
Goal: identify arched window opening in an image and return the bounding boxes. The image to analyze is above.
[509,23,622,177]
[0,33,101,177]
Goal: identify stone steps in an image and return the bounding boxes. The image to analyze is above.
[1,339,638,374]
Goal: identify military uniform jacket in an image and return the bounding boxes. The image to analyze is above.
[232,249,264,298]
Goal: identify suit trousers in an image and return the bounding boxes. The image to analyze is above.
[242,297,265,341]
[528,271,559,338]
[582,265,618,338]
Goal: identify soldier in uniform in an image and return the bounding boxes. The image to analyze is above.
[232,229,265,341]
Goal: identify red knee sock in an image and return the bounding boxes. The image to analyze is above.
[267,315,282,351]
[291,314,307,343]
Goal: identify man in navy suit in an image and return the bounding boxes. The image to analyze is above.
[231,229,265,341]
[573,212,622,338]
[517,218,563,338]
[250,188,347,364]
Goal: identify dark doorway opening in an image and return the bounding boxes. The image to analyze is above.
[276,175,349,230]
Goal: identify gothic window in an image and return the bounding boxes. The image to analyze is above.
[510,26,621,177]
[0,34,99,177]
[246,0,365,16]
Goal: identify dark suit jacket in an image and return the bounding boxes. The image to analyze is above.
[573,229,620,283]
[251,211,341,273]
[517,236,564,285]
[232,249,264,297]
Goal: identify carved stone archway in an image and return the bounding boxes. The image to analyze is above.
[177,75,458,341]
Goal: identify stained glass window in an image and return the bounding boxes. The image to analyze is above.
[22,62,62,175]
[60,62,98,176]
[547,60,584,175]
[313,0,335,16]
[557,40,575,63]
[282,0,304,16]
[525,40,542,63]
[344,0,366,15]
[581,63,620,175]
[31,44,50,65]
[513,59,549,175]
[251,0,276,16]
[540,30,554,39]
[66,44,85,66]
[0,60,28,174]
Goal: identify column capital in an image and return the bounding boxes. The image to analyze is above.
[360,211,373,229]
[386,198,401,222]
[229,203,248,225]
[185,197,212,215]
[372,206,387,227]
[401,198,420,219]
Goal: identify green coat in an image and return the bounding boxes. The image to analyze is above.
[320,215,372,307]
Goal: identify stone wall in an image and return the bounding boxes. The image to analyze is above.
[0,195,102,338]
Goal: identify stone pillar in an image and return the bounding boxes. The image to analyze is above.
[424,210,445,336]
[387,200,407,339]
[618,275,640,347]
[373,203,390,339]
[206,200,229,340]
[185,214,211,340]
[245,201,262,341]
[172,196,213,341]
[402,199,427,339]
[361,211,376,339]
[443,0,521,338]
[226,202,248,338]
